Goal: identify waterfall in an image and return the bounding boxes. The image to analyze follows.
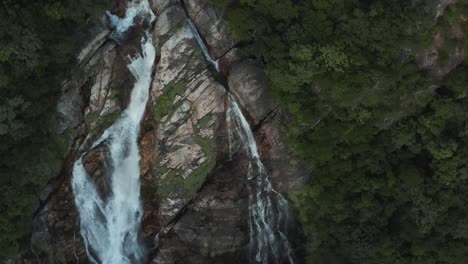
[107,0,154,39]
[187,15,295,264]
[72,1,156,263]
[187,18,220,72]
[227,95,295,264]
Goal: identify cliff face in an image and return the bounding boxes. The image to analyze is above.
[13,1,308,263]
[11,0,466,263]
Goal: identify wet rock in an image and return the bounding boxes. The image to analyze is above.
[255,112,309,192]
[22,1,309,263]
[150,0,180,15]
[85,42,118,114]
[29,176,87,263]
[152,157,250,264]
[182,0,235,59]
[55,79,85,135]
[152,3,186,48]
[82,142,112,198]
[227,61,275,125]
[148,9,227,228]
[77,17,110,64]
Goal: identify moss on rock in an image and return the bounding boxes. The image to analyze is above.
[153,80,187,122]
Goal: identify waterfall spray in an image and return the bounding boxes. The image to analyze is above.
[227,95,295,264]
[187,15,295,264]
[72,1,156,263]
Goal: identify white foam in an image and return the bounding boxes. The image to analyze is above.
[227,94,295,263]
[107,0,155,38]
[72,1,156,263]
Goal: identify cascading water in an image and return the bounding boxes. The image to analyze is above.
[227,95,295,264]
[187,18,220,72]
[187,15,295,264]
[72,1,156,263]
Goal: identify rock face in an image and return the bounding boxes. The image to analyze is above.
[147,2,310,261]
[227,61,274,125]
[416,1,465,79]
[12,0,466,263]
[182,0,235,59]
[12,1,306,263]
[147,10,227,228]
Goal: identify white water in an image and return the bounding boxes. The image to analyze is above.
[187,14,294,263]
[227,95,295,264]
[187,18,220,72]
[107,0,154,38]
[72,1,156,263]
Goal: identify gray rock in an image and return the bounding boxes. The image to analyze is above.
[76,17,110,65]
[254,112,309,192]
[54,80,84,135]
[228,61,275,125]
[183,0,235,59]
[153,3,187,48]
[148,7,227,228]
[150,0,180,15]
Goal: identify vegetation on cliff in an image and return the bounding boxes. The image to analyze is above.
[218,0,468,263]
[0,0,109,259]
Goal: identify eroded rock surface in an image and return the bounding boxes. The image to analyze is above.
[182,0,235,59]
[17,1,309,263]
[147,3,227,230]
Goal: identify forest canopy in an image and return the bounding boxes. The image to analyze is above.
[0,0,109,259]
[214,0,468,263]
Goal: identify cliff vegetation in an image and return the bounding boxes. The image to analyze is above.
[215,0,468,263]
[0,0,109,259]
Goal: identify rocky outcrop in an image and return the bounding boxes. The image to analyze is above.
[151,155,250,264]
[146,1,307,262]
[18,12,147,262]
[15,0,307,263]
[254,111,309,192]
[182,0,235,59]
[227,60,275,124]
[435,0,456,19]
[147,14,227,227]
[416,1,465,79]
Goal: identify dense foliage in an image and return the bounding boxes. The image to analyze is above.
[217,0,468,263]
[0,0,108,259]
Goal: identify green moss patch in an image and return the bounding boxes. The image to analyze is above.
[155,158,214,199]
[153,81,187,122]
[156,131,215,199]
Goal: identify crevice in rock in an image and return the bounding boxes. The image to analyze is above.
[178,1,276,133]
[147,160,222,259]
[215,44,237,60]
[252,106,280,132]
[32,153,74,218]
[78,37,111,67]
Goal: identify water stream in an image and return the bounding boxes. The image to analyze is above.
[71,1,156,263]
[187,18,220,72]
[188,16,295,264]
[227,95,295,264]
